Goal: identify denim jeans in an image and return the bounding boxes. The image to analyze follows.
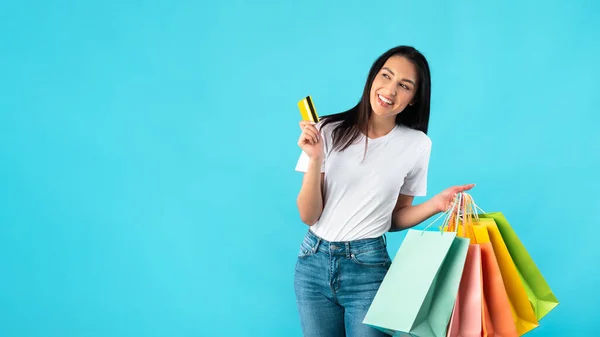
[294,229,392,337]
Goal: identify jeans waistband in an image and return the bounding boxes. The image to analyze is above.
[302,229,387,256]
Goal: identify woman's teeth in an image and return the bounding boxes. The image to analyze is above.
[378,94,393,105]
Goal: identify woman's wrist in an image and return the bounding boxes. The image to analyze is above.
[423,198,443,216]
[308,155,324,165]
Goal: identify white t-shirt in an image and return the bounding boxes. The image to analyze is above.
[295,120,431,242]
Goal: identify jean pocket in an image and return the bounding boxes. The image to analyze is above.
[297,240,316,258]
[350,249,391,267]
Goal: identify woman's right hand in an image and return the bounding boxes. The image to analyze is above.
[297,121,324,159]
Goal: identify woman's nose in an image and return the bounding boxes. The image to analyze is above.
[388,83,397,96]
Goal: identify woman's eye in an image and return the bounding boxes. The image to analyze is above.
[399,83,410,90]
[382,74,390,79]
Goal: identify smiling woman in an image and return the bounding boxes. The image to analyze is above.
[370,57,418,119]
[292,45,474,337]
[311,46,433,155]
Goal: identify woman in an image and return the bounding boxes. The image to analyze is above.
[293,45,474,337]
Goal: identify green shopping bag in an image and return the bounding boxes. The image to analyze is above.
[363,230,470,336]
[478,212,559,321]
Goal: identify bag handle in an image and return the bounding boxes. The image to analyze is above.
[421,192,462,234]
[428,192,466,237]
[421,191,486,238]
[462,192,486,215]
[463,194,477,241]
[448,193,479,241]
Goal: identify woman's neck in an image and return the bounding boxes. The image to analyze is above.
[367,115,396,139]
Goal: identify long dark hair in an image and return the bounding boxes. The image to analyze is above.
[320,46,431,153]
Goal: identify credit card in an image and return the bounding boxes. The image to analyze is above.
[298,95,319,123]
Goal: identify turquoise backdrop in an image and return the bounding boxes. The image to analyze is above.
[1,0,598,336]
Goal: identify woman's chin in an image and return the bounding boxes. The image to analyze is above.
[371,108,397,119]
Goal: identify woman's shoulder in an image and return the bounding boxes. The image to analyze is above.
[396,124,431,147]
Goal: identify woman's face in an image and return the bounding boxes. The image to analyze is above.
[369,55,418,119]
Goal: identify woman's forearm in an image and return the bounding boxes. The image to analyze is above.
[390,199,440,231]
[296,157,324,225]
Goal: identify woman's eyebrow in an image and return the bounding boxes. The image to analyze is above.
[383,67,415,85]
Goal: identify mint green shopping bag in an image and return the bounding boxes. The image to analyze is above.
[363,229,470,337]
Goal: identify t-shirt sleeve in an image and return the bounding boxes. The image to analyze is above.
[294,121,328,173]
[295,150,325,173]
[400,140,431,196]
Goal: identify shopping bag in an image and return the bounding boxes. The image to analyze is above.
[445,197,485,337]
[478,212,559,321]
[446,244,483,337]
[476,219,539,334]
[453,194,539,335]
[446,193,519,337]
[446,263,497,337]
[482,295,494,337]
[471,220,519,337]
[363,229,470,337]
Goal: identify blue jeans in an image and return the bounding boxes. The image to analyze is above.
[294,229,391,337]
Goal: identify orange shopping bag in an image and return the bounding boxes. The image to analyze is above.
[459,193,539,336]
[482,298,494,336]
[445,193,519,337]
[462,196,519,337]
[477,225,519,336]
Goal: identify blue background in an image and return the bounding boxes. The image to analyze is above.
[1,0,598,336]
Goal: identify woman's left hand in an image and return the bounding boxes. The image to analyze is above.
[430,184,476,213]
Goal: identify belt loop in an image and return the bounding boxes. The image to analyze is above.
[382,234,387,246]
[313,238,321,253]
[345,242,351,258]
